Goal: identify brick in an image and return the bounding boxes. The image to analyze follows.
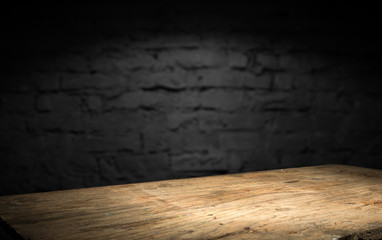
[144,111,167,128]
[166,112,199,130]
[287,91,313,111]
[108,91,173,110]
[257,52,279,69]
[174,91,200,109]
[199,90,244,111]
[180,132,219,151]
[241,73,272,89]
[219,131,261,150]
[87,111,147,134]
[158,49,226,69]
[105,92,142,110]
[279,54,301,71]
[222,112,268,130]
[274,73,294,90]
[246,92,289,110]
[132,69,189,89]
[2,24,382,196]
[107,91,199,110]
[143,130,169,152]
[186,69,228,87]
[166,111,267,131]
[196,111,228,130]
[187,69,272,89]
[85,95,103,112]
[227,50,247,68]
[249,91,311,111]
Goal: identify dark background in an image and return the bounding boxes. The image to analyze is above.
[1,2,381,196]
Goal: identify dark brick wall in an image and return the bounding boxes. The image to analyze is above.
[1,3,381,195]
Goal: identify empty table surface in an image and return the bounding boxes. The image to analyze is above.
[0,164,381,240]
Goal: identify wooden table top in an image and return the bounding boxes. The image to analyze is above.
[0,164,381,240]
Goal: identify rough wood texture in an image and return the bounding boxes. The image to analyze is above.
[0,164,381,240]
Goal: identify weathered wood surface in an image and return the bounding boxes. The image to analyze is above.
[0,164,381,240]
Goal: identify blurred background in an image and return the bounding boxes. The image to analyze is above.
[1,2,381,196]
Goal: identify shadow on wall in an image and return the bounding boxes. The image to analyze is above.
[1,2,382,195]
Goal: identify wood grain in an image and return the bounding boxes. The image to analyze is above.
[0,164,381,240]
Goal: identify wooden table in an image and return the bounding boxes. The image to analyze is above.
[0,164,381,240]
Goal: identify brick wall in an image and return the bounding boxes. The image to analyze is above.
[1,3,381,195]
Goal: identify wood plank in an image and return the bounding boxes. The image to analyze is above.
[0,164,381,240]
